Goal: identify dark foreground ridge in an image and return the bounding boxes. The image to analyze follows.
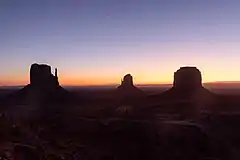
[0,65,240,159]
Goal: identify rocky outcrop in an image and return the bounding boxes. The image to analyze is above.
[7,63,71,106]
[115,74,145,103]
[164,67,209,96]
[158,67,216,115]
[173,67,202,91]
[118,74,134,88]
[30,63,59,90]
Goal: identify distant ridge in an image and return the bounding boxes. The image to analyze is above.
[204,81,240,84]
[0,86,24,89]
[2,81,240,89]
[203,81,240,88]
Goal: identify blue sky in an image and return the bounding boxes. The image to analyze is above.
[1,0,240,85]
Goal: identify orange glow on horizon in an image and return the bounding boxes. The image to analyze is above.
[0,76,173,86]
[1,65,240,86]
[1,74,240,86]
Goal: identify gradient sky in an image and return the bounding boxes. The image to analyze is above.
[1,0,240,86]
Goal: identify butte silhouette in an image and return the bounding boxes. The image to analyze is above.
[162,67,214,96]
[116,74,145,99]
[7,63,70,105]
[151,67,217,114]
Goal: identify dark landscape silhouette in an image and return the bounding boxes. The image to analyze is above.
[117,74,145,97]
[4,64,76,106]
[0,63,240,159]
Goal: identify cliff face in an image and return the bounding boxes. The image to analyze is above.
[159,67,216,112]
[116,74,145,99]
[118,74,134,89]
[7,63,71,106]
[173,67,202,91]
[136,67,216,120]
[26,63,64,105]
[30,63,59,90]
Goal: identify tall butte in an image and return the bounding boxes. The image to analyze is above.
[116,74,145,98]
[30,63,59,90]
[161,66,216,110]
[163,66,212,96]
[173,67,202,92]
[8,63,69,105]
[118,74,134,89]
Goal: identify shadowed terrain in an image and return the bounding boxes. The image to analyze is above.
[0,64,240,159]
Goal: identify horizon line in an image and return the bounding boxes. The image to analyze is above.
[2,81,240,88]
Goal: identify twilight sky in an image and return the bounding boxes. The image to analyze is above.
[1,0,240,86]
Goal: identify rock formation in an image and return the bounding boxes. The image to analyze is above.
[159,66,216,116]
[118,74,134,89]
[164,66,208,95]
[116,74,145,100]
[173,67,202,91]
[30,63,59,90]
[7,63,70,106]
